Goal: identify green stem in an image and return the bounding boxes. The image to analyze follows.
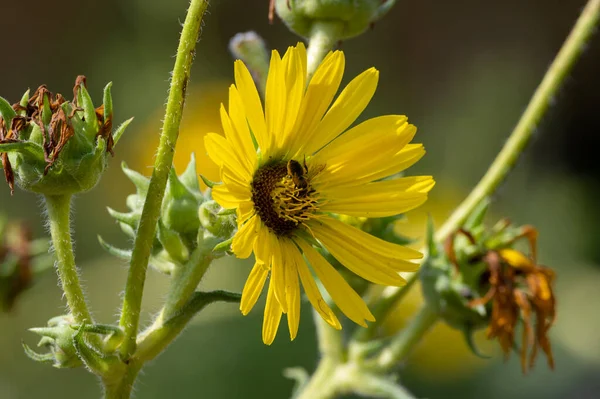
[313,307,344,360]
[103,364,141,399]
[306,21,344,79]
[161,246,213,318]
[294,359,339,399]
[118,0,209,359]
[435,0,600,243]
[45,194,92,323]
[373,0,600,321]
[371,305,438,371]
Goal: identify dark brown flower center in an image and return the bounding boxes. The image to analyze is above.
[250,161,320,237]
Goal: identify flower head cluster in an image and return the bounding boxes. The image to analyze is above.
[472,246,556,373]
[206,43,434,344]
[0,76,131,196]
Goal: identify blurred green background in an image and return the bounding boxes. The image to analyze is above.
[1,0,599,398]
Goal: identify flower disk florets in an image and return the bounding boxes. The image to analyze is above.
[251,161,320,236]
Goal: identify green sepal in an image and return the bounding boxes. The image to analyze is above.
[212,236,233,254]
[200,174,218,188]
[462,326,491,359]
[72,324,124,376]
[22,342,56,364]
[122,162,149,197]
[18,90,29,113]
[283,367,310,398]
[41,94,52,126]
[157,221,190,264]
[103,82,113,123]
[0,96,16,126]
[113,117,134,147]
[107,207,138,227]
[162,168,201,234]
[77,83,98,138]
[98,236,132,260]
[180,153,202,195]
[464,198,490,231]
[0,141,44,159]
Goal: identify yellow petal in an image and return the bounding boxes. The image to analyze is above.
[204,133,251,182]
[262,282,283,345]
[499,249,534,270]
[310,218,420,286]
[304,68,379,155]
[264,49,285,156]
[234,60,268,151]
[211,183,247,209]
[319,176,435,218]
[228,84,257,167]
[291,244,341,330]
[277,45,306,151]
[220,102,255,174]
[231,215,259,259]
[236,200,255,226]
[240,261,269,315]
[280,239,301,340]
[288,51,345,157]
[297,239,374,327]
[270,234,288,313]
[253,222,273,265]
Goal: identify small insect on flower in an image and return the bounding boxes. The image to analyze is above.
[206,43,434,344]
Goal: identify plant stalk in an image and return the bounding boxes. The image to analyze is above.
[118,0,209,359]
[45,194,92,323]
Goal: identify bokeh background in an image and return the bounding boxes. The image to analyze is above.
[1,0,599,398]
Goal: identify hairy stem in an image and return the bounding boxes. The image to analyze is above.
[306,21,344,79]
[45,194,92,323]
[103,365,141,399]
[371,305,438,371]
[435,0,600,242]
[118,0,209,359]
[375,0,600,322]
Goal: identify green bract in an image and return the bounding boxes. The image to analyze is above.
[0,76,132,195]
[101,156,235,275]
[274,0,395,40]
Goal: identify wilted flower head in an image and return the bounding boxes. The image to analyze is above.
[421,202,557,373]
[472,245,556,373]
[0,76,131,195]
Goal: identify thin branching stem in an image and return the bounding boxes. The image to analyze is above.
[118,0,209,359]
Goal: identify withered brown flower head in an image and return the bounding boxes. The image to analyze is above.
[468,229,556,374]
[0,75,114,195]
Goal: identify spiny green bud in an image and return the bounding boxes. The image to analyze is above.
[229,31,270,94]
[199,201,236,238]
[273,0,395,41]
[0,216,52,312]
[101,155,205,273]
[0,76,132,195]
[24,315,83,368]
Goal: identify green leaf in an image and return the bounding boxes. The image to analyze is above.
[464,198,490,230]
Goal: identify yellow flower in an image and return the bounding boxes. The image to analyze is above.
[205,43,435,344]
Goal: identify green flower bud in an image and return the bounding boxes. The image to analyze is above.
[229,31,270,95]
[25,315,83,368]
[0,76,132,195]
[0,216,52,312]
[273,0,395,40]
[198,200,236,239]
[101,155,206,273]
